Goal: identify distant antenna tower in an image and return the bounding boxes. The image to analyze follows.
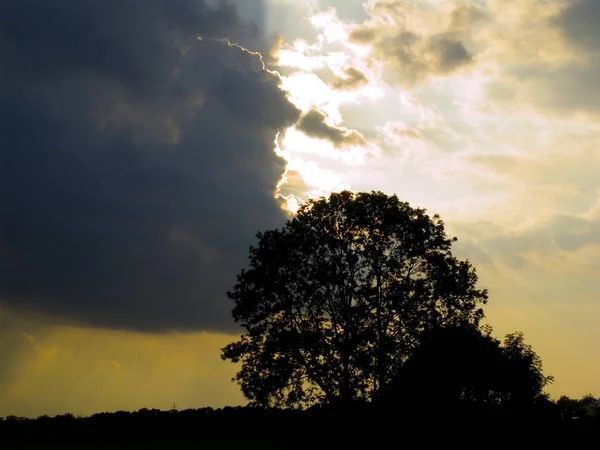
[171,401,178,412]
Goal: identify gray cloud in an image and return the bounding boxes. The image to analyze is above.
[554,0,600,52]
[426,33,472,72]
[348,1,486,87]
[540,0,600,115]
[349,28,376,44]
[0,0,301,332]
[297,108,367,148]
[484,0,600,118]
[478,211,600,271]
[448,4,489,33]
[331,67,368,90]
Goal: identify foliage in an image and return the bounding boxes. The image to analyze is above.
[389,324,553,409]
[501,331,554,405]
[557,394,600,419]
[221,190,488,408]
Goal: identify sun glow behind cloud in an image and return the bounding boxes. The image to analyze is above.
[271,5,388,211]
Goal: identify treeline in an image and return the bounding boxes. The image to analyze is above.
[1,396,599,445]
[556,394,600,419]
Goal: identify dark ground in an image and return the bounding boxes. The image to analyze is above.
[1,404,599,448]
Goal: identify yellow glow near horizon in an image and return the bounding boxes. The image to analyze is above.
[1,322,244,418]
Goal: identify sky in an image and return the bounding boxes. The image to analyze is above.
[0,0,599,417]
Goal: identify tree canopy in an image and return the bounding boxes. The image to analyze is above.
[221,190,488,408]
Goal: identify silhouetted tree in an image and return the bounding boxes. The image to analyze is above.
[557,395,580,419]
[221,190,488,408]
[557,394,600,420]
[500,331,553,406]
[389,324,500,408]
[389,324,553,414]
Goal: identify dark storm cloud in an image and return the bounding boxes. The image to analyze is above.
[0,0,301,332]
[297,108,367,148]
